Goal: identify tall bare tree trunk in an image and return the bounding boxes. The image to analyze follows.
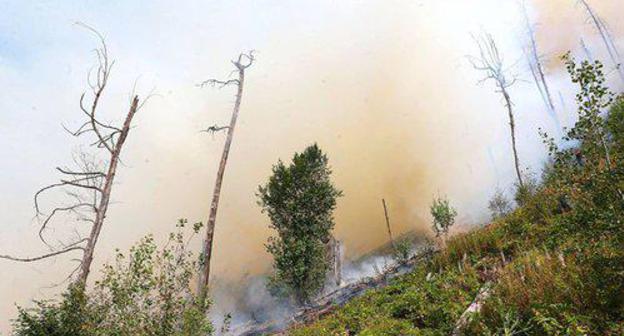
[579,0,624,83]
[521,3,555,112]
[502,90,524,188]
[521,1,561,136]
[199,53,254,297]
[78,96,139,282]
[0,27,145,285]
[580,38,594,62]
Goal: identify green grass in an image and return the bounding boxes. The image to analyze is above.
[290,152,624,336]
[291,191,624,335]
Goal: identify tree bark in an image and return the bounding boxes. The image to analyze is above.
[382,199,395,249]
[200,54,252,297]
[78,96,139,282]
[502,89,524,188]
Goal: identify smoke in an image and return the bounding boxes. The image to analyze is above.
[1,0,623,333]
[530,0,624,73]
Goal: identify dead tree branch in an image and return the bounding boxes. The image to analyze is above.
[200,124,230,136]
[0,24,143,285]
[0,246,84,263]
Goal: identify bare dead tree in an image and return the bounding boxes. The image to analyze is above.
[0,24,144,284]
[468,32,524,188]
[520,1,556,114]
[578,0,624,83]
[197,51,255,297]
[381,199,395,249]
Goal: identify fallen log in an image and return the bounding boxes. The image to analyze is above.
[451,281,492,336]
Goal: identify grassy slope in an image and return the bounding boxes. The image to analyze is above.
[289,100,624,335]
[290,189,624,336]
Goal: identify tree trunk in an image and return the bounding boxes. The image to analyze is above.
[78,96,139,283]
[580,0,624,84]
[200,65,247,296]
[502,89,524,188]
[334,239,342,286]
[580,38,594,62]
[382,199,395,249]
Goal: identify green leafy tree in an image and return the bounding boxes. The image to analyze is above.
[430,196,457,239]
[12,220,213,336]
[540,55,624,216]
[257,144,343,304]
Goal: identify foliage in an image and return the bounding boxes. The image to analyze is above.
[258,144,343,304]
[606,95,624,148]
[12,284,91,336]
[392,237,413,264]
[12,220,213,336]
[488,189,512,220]
[290,57,624,335]
[514,172,539,206]
[465,56,624,335]
[291,267,481,336]
[429,196,457,238]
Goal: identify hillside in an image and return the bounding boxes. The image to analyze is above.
[286,91,624,334]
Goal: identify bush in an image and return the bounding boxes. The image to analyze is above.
[12,220,213,336]
[488,189,512,220]
[392,237,413,264]
[514,172,539,207]
[430,196,457,239]
[291,266,481,336]
[12,284,90,336]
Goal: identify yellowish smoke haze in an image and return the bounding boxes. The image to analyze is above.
[0,0,623,333]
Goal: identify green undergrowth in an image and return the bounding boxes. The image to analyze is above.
[291,182,624,335]
[290,63,624,335]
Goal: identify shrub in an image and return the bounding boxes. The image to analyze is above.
[12,220,213,336]
[12,284,90,336]
[430,196,457,239]
[488,189,512,220]
[469,244,624,335]
[392,237,413,264]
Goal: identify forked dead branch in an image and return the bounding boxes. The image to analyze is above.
[0,24,146,284]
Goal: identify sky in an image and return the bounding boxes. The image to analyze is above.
[0,0,623,333]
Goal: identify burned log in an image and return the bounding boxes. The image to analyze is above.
[234,249,436,336]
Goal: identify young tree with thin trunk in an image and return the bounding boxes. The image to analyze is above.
[197,52,255,297]
[578,0,624,84]
[0,24,146,284]
[468,32,524,188]
[430,195,457,241]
